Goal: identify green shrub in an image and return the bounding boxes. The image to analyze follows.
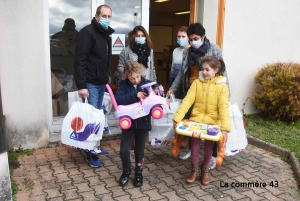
[252,62,300,121]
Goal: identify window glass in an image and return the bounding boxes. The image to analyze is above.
[105,0,142,46]
[105,0,142,86]
[49,0,91,117]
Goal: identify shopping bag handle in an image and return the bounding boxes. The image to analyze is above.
[82,98,88,104]
[170,94,175,103]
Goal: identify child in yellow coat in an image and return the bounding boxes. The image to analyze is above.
[173,56,231,185]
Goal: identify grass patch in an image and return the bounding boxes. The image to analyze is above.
[23,178,34,191]
[244,113,300,161]
[8,147,34,197]
[11,182,19,196]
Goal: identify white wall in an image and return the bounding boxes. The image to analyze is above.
[0,0,51,148]
[197,0,218,44]
[223,0,300,114]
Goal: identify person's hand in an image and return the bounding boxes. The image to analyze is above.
[78,89,89,98]
[137,92,147,99]
[221,130,228,140]
[166,90,174,98]
[173,121,178,128]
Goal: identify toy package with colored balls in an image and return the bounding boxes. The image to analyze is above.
[175,120,221,141]
[61,99,105,154]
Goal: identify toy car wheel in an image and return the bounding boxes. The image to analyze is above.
[151,106,163,119]
[119,116,132,129]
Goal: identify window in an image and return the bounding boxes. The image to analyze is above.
[49,0,92,117]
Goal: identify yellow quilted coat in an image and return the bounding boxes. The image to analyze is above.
[173,73,231,132]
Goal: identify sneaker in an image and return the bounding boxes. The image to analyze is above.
[209,156,217,170]
[179,150,191,160]
[94,146,109,156]
[86,154,102,168]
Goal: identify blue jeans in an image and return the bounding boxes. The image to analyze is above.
[85,83,106,158]
[86,83,106,110]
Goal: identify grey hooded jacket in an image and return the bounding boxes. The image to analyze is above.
[117,46,157,82]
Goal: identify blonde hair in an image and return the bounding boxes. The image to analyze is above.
[122,60,144,79]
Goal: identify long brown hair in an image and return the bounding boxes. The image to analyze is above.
[129,26,153,49]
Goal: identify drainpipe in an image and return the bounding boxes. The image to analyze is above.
[216,0,226,50]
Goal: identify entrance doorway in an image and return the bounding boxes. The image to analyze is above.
[149,0,190,91]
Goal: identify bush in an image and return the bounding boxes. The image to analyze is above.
[252,62,300,121]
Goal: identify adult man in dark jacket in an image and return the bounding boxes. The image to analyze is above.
[74,4,115,168]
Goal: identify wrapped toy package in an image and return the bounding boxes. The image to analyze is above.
[225,102,248,156]
[175,120,227,166]
[148,97,181,147]
[175,120,221,141]
[61,99,105,154]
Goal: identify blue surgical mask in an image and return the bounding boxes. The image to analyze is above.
[177,39,187,47]
[135,37,146,45]
[99,18,110,29]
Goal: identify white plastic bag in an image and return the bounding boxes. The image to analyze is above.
[61,99,105,154]
[225,102,248,156]
[149,97,181,147]
[102,92,113,133]
[68,91,112,133]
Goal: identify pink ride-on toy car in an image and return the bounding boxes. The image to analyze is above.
[106,82,170,130]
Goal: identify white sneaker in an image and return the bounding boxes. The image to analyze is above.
[209,156,217,170]
[179,150,191,160]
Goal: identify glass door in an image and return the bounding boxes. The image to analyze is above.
[49,0,93,117]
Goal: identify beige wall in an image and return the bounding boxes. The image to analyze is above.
[0,0,51,148]
[150,11,190,47]
[223,0,300,114]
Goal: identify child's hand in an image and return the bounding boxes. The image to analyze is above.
[173,121,178,128]
[137,92,147,99]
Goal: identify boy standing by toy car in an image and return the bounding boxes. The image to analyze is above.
[115,60,152,187]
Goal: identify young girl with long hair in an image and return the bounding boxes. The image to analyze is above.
[172,56,231,185]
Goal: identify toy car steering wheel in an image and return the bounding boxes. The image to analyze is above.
[140,82,157,93]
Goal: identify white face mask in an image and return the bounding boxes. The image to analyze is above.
[190,39,203,49]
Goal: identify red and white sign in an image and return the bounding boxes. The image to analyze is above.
[112,34,125,55]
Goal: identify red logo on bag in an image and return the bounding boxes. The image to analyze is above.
[71,117,83,131]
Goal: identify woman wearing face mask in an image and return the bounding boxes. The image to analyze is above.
[167,23,230,170]
[169,26,190,99]
[117,26,157,83]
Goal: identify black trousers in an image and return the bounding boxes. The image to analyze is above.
[120,129,148,173]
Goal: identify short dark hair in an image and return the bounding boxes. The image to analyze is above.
[187,23,206,37]
[96,4,112,15]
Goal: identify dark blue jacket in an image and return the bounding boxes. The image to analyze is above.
[115,77,152,131]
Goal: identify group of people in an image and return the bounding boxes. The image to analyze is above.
[73,4,231,188]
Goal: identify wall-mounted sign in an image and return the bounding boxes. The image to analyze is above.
[112,34,125,55]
